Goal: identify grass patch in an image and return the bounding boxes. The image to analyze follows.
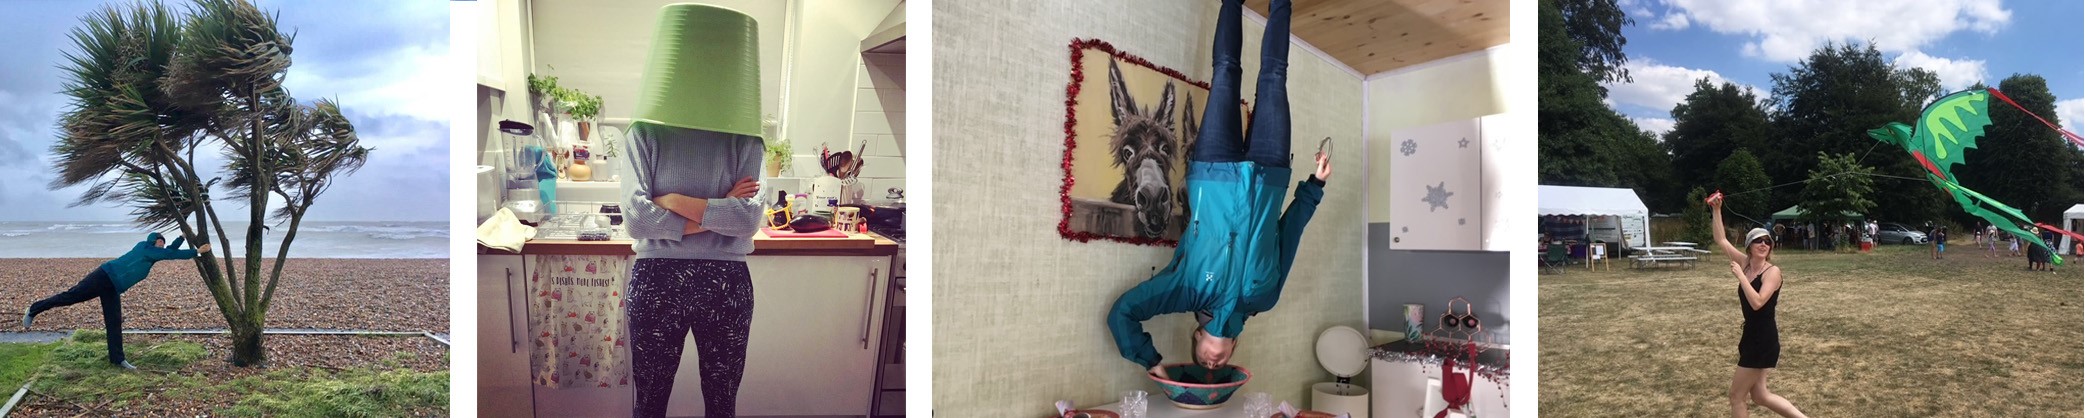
[1539,245,2084,416]
[0,340,60,392]
[21,331,447,416]
[224,368,449,418]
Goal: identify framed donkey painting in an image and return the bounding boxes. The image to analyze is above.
[1060,39,1237,246]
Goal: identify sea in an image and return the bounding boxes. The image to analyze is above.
[0,221,447,259]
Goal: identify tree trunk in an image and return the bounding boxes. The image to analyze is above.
[228,321,265,367]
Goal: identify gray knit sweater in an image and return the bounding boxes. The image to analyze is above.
[621,123,765,261]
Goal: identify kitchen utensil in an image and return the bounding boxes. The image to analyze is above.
[1149,363,1252,410]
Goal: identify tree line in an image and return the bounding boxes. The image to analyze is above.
[1539,0,2083,230]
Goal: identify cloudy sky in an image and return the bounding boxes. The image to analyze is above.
[0,1,448,222]
[1603,0,2084,139]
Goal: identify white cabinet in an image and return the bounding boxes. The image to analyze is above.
[1369,358,1509,418]
[676,255,890,417]
[1387,118,1488,251]
[506,254,890,417]
[477,254,534,417]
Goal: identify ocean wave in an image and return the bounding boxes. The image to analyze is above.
[45,223,141,234]
[367,232,447,240]
[0,232,32,237]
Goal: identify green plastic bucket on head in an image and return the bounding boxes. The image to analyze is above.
[633,3,762,139]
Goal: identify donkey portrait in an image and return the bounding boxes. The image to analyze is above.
[1106,59,1181,238]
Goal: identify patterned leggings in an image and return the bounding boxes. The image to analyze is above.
[627,258,755,418]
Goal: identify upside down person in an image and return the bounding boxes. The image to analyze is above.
[1106,0,1331,377]
[21,232,209,369]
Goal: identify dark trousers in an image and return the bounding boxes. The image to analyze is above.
[626,258,754,418]
[1192,0,1293,168]
[29,267,125,364]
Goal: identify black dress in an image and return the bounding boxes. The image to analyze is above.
[1738,270,1781,368]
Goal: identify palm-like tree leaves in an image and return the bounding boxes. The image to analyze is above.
[163,0,291,114]
[52,1,204,204]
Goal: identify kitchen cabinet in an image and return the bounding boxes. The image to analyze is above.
[1369,357,1508,418]
[480,230,897,417]
[475,0,534,118]
[1387,117,1496,251]
[697,255,891,417]
[477,254,534,417]
[504,253,892,417]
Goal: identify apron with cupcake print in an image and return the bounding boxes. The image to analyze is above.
[531,255,634,388]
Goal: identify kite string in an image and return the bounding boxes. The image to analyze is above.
[1714,171,1927,226]
[1986,87,2085,147]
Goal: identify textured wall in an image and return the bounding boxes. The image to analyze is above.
[932,0,1366,415]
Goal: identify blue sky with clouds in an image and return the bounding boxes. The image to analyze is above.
[0,0,448,222]
[1603,0,2084,138]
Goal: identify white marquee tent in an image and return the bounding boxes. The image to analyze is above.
[1538,185,1651,248]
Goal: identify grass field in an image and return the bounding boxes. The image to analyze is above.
[1539,243,2084,416]
[5,330,447,417]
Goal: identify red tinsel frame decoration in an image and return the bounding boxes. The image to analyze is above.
[1059,38,1242,247]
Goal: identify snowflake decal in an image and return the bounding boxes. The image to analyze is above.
[1400,139,1417,156]
[1422,182,1454,212]
[1459,218,1467,225]
[1402,226,1410,233]
[1458,137,1470,148]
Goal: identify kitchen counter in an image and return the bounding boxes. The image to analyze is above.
[478,230,900,257]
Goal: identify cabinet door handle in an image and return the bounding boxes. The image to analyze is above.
[861,267,878,349]
[506,267,519,353]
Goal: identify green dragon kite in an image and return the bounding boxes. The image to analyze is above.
[1866,88,2061,265]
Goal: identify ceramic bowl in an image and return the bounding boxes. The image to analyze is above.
[1148,363,1252,409]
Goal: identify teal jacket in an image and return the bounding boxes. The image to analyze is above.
[1106,161,1324,368]
[100,232,200,293]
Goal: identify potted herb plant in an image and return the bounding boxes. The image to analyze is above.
[765,138,791,177]
[558,90,603,142]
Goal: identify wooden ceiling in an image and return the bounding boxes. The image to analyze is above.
[1246,0,1508,75]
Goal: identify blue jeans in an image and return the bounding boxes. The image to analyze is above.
[1192,0,1292,168]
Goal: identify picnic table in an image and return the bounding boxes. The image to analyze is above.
[1630,246,1709,268]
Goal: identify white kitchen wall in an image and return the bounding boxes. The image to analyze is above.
[769,0,904,198]
[933,0,1366,415]
[856,52,907,196]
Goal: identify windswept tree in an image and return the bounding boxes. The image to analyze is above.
[51,0,370,366]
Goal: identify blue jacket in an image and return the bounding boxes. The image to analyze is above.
[1106,161,1323,368]
[100,232,200,293]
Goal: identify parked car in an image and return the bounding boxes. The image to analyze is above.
[1877,222,1929,245]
